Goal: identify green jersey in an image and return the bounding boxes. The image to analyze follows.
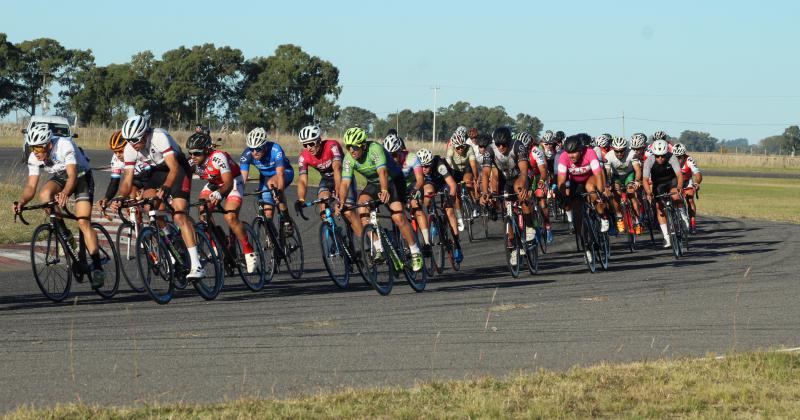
[446,145,476,173]
[342,141,403,184]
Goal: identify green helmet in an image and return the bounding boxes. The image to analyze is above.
[343,127,368,148]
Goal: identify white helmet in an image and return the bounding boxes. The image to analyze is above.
[653,130,668,141]
[630,133,647,149]
[611,136,627,150]
[246,127,268,149]
[298,125,321,144]
[595,134,610,148]
[542,130,554,144]
[26,124,53,146]
[516,131,533,148]
[673,143,687,156]
[416,148,433,166]
[383,134,404,153]
[450,132,466,148]
[455,126,467,138]
[121,115,150,142]
[651,139,670,156]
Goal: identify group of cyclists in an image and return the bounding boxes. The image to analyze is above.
[13,113,703,299]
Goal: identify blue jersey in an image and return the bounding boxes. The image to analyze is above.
[239,143,293,179]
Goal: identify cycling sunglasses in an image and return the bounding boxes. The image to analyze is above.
[302,142,319,149]
[250,146,265,153]
[188,149,206,156]
[30,145,48,153]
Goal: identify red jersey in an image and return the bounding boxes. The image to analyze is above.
[297,139,344,179]
[680,155,701,177]
[194,150,241,186]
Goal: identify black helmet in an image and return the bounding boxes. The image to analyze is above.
[578,133,593,147]
[492,126,513,146]
[186,132,212,151]
[475,133,493,148]
[555,130,566,142]
[563,135,586,153]
[386,128,398,136]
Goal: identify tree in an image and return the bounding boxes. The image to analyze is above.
[240,44,341,132]
[759,135,785,154]
[332,106,377,135]
[58,64,130,126]
[514,113,543,138]
[783,125,800,156]
[677,130,719,152]
[0,33,20,117]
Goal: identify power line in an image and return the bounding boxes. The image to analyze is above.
[626,116,793,127]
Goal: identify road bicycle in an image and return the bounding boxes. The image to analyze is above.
[249,188,304,279]
[426,190,461,274]
[654,191,690,259]
[14,201,120,302]
[490,192,538,278]
[575,191,610,273]
[457,181,482,242]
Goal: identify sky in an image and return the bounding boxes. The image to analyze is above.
[2,0,798,143]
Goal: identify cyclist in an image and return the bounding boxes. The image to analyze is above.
[239,127,295,234]
[293,125,359,230]
[556,134,610,243]
[516,131,552,243]
[604,136,643,234]
[673,143,702,234]
[417,148,464,263]
[646,131,673,158]
[642,139,686,248]
[186,132,257,273]
[383,133,431,254]
[465,127,482,167]
[593,134,612,165]
[445,132,479,230]
[110,115,206,279]
[479,127,533,265]
[97,130,152,211]
[14,124,106,288]
[338,127,423,272]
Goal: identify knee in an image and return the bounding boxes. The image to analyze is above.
[224,213,237,225]
[38,189,52,203]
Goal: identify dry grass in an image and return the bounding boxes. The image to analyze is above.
[6,350,800,419]
[0,182,31,245]
[692,151,800,174]
[699,176,800,224]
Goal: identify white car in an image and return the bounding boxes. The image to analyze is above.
[21,116,78,160]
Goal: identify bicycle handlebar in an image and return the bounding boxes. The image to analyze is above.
[13,201,76,226]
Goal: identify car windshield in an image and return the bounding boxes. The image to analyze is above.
[48,124,71,137]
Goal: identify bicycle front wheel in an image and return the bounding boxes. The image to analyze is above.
[233,222,267,292]
[90,223,120,299]
[252,217,277,284]
[30,224,73,302]
[403,225,427,292]
[360,224,394,296]
[192,226,224,300]
[281,219,304,279]
[320,222,349,288]
[116,222,145,292]
[136,227,174,304]
[581,216,597,273]
[505,217,521,278]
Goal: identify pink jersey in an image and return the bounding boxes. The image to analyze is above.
[297,140,343,179]
[195,150,241,186]
[557,147,603,184]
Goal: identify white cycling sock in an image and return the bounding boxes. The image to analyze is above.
[373,239,383,252]
[409,243,420,254]
[187,246,201,269]
[659,223,669,238]
[421,229,430,245]
[616,213,622,219]
[455,209,463,220]
[566,209,573,223]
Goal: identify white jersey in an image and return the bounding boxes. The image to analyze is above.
[110,154,151,179]
[27,137,90,177]
[466,138,483,166]
[123,128,182,171]
[604,149,641,177]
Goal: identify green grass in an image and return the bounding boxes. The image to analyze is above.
[6,350,800,419]
[0,183,31,245]
[699,176,800,224]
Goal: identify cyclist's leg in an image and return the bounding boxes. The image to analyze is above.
[341,180,362,235]
[223,180,250,253]
[317,178,334,217]
[386,180,422,268]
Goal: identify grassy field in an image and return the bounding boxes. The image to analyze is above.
[0,183,31,245]
[6,350,800,419]
[693,151,800,174]
[698,176,800,224]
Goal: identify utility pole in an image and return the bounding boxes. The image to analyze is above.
[431,86,440,147]
[195,99,199,124]
[621,111,625,138]
[395,108,399,134]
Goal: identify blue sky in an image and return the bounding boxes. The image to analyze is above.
[3,0,798,142]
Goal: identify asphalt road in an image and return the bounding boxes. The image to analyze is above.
[1,148,799,412]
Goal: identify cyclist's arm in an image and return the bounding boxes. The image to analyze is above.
[161,153,181,193]
[338,177,351,205]
[445,174,457,198]
[273,165,286,193]
[296,173,308,202]
[633,162,643,184]
[693,171,703,186]
[377,166,389,193]
[118,168,135,198]
[104,178,121,201]
[20,175,39,206]
[413,167,424,191]
[481,166,491,196]
[332,160,344,199]
[61,163,78,199]
[218,170,234,196]
[516,160,530,191]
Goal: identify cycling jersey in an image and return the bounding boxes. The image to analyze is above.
[27,136,91,177]
[556,147,603,184]
[239,142,292,178]
[446,144,475,173]
[643,153,681,184]
[396,150,423,188]
[481,140,528,179]
[110,154,150,179]
[528,145,547,176]
[123,128,183,171]
[297,139,343,179]
[424,156,455,188]
[679,156,701,177]
[342,141,402,184]
[194,150,242,186]
[604,149,640,179]
[465,138,483,166]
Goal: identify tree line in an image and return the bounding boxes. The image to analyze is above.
[675,127,799,156]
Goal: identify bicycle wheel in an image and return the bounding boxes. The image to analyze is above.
[320,222,349,288]
[116,222,146,292]
[505,217,521,278]
[597,230,610,271]
[525,234,539,275]
[252,217,277,284]
[164,224,189,290]
[403,224,427,292]
[281,219,304,279]
[664,206,680,259]
[191,226,224,300]
[30,224,73,302]
[427,216,442,275]
[136,226,174,304]
[621,203,636,253]
[360,224,394,295]
[535,207,547,255]
[641,198,657,246]
[90,223,120,299]
[233,223,267,292]
[442,222,459,272]
[670,206,685,258]
[462,197,475,242]
[581,215,597,273]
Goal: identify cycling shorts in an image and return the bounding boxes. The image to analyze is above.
[48,171,95,203]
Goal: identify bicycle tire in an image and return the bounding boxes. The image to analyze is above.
[320,222,349,288]
[360,224,394,295]
[90,223,120,299]
[164,224,189,290]
[581,212,597,273]
[535,206,547,255]
[441,219,460,272]
[505,217,521,278]
[233,222,267,291]
[427,216,443,275]
[251,217,277,284]
[116,222,146,292]
[664,205,681,259]
[463,195,475,243]
[191,226,224,300]
[30,224,73,302]
[136,226,174,304]
[281,218,304,279]
[403,224,427,292]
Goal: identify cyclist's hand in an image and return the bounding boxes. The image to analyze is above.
[294,199,305,214]
[208,190,223,207]
[12,202,22,214]
[55,193,69,208]
[603,189,612,199]
[378,189,390,204]
[97,198,109,210]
